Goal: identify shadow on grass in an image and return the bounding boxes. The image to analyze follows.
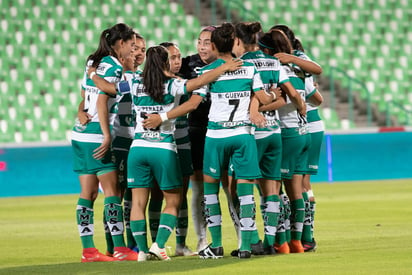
[0,256,246,274]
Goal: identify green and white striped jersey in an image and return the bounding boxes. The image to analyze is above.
[175,94,190,150]
[194,59,264,138]
[112,70,134,145]
[278,64,309,129]
[117,77,188,151]
[305,76,325,133]
[293,49,313,77]
[72,56,121,143]
[241,50,290,138]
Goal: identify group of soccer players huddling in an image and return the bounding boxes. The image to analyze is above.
[71,20,323,263]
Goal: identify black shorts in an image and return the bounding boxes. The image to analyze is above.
[188,126,207,171]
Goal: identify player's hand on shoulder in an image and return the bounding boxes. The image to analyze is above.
[224,58,243,72]
[274,53,295,64]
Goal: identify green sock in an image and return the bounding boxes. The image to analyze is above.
[76,198,95,249]
[302,192,312,242]
[263,195,280,247]
[156,213,177,248]
[276,198,287,245]
[123,199,136,248]
[148,199,162,243]
[204,182,222,248]
[310,200,316,240]
[130,220,149,253]
[237,183,256,252]
[103,212,114,254]
[176,197,188,245]
[290,199,305,241]
[104,196,126,248]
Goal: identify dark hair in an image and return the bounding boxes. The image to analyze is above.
[135,32,144,40]
[294,38,304,52]
[235,21,262,45]
[142,46,170,103]
[257,32,276,55]
[258,30,293,55]
[87,23,135,67]
[211,22,235,53]
[271,29,293,54]
[270,24,304,51]
[159,42,177,48]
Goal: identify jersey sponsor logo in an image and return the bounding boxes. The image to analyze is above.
[218,121,248,128]
[141,131,160,139]
[216,67,254,81]
[225,68,248,76]
[96,62,112,76]
[265,119,278,127]
[135,85,146,96]
[209,167,216,173]
[252,60,276,69]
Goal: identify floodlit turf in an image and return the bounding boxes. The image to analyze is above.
[1,179,412,274]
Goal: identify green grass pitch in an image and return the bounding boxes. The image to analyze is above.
[1,179,411,274]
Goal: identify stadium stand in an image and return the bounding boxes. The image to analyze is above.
[0,0,201,143]
[222,0,412,128]
[1,0,411,143]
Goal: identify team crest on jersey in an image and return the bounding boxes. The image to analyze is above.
[74,118,86,132]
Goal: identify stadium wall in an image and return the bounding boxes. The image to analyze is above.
[1,130,411,197]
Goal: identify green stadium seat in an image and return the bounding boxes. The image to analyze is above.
[21,119,42,142]
[0,121,16,143]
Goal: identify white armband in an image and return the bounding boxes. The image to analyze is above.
[160,112,168,122]
[90,71,96,79]
[270,91,277,101]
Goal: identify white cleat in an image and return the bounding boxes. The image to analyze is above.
[149,242,171,261]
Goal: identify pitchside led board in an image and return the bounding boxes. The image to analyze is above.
[0,130,411,197]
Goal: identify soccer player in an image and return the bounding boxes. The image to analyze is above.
[72,23,138,262]
[231,21,296,255]
[88,45,243,261]
[301,77,323,252]
[189,23,277,259]
[271,25,324,252]
[258,29,308,253]
[147,42,196,256]
[179,26,218,252]
[116,32,146,253]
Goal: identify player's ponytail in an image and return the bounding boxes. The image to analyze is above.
[211,22,235,53]
[235,21,262,45]
[142,46,170,103]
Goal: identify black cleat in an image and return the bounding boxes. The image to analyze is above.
[238,250,251,259]
[263,246,277,255]
[199,244,224,259]
[302,239,317,252]
[230,249,239,257]
[251,240,264,255]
